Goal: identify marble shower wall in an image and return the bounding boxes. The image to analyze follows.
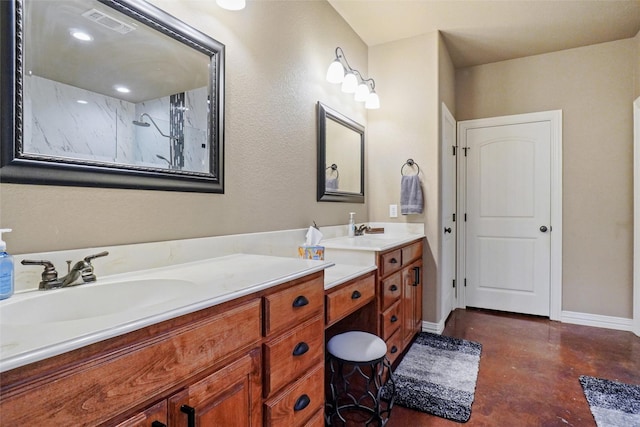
[24,75,208,172]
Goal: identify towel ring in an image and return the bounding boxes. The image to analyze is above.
[401,159,420,176]
[326,163,339,179]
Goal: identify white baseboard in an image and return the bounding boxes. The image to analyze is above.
[561,311,633,332]
[421,319,445,334]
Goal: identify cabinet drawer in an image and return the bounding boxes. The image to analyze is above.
[325,273,375,326]
[401,240,423,265]
[303,409,326,427]
[380,249,402,276]
[385,329,404,366]
[264,364,324,427]
[263,315,324,397]
[380,300,401,341]
[264,274,324,337]
[380,271,402,310]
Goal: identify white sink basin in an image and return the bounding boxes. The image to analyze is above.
[0,279,197,325]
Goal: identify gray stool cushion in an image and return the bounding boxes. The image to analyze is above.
[327,331,387,362]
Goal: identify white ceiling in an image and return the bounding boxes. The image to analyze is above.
[327,0,640,68]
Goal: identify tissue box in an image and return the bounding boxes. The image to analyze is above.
[298,245,325,260]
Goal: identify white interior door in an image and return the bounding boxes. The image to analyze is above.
[440,103,456,322]
[463,120,552,316]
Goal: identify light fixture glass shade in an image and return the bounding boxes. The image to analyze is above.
[326,60,345,84]
[365,91,380,109]
[341,72,358,93]
[354,83,370,102]
[216,0,246,10]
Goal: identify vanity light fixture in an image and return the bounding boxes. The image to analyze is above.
[325,47,380,109]
[216,0,246,10]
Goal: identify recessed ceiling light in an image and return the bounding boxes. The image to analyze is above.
[71,30,93,41]
[115,86,130,94]
[77,100,88,104]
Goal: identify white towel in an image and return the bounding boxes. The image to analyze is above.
[401,174,423,215]
[325,177,339,191]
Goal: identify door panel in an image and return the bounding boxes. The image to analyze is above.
[441,103,456,321]
[465,121,551,316]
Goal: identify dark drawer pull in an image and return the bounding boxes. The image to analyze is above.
[292,295,309,308]
[151,422,167,427]
[390,346,398,354]
[351,290,361,299]
[294,394,311,412]
[389,258,398,264]
[413,266,421,286]
[390,315,398,323]
[292,341,309,356]
[390,284,398,292]
[180,405,196,427]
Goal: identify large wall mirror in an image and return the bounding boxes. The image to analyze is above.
[0,0,225,192]
[317,102,364,203]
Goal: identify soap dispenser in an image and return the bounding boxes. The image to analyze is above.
[0,229,14,300]
[348,212,356,238]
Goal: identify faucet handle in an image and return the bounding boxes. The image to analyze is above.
[81,251,109,282]
[83,251,109,263]
[21,259,62,289]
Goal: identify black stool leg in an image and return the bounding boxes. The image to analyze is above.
[325,355,395,426]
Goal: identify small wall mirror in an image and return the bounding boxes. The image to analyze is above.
[0,0,225,193]
[317,102,364,203]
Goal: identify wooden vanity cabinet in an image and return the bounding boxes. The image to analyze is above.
[168,349,262,427]
[262,272,326,427]
[0,270,329,427]
[377,239,423,364]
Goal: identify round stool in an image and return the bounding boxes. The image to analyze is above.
[325,331,396,426]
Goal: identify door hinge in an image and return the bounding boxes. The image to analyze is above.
[463,147,469,157]
[452,213,456,222]
[464,278,467,287]
[464,213,467,222]
[453,279,456,288]
[453,145,456,156]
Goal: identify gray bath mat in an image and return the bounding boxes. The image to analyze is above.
[579,375,640,427]
[382,332,482,423]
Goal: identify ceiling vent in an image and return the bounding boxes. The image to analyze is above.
[81,9,136,35]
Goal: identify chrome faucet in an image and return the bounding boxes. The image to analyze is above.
[21,251,109,290]
[354,224,370,236]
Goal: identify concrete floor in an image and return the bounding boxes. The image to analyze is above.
[386,308,640,427]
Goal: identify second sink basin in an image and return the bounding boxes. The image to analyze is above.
[0,278,198,325]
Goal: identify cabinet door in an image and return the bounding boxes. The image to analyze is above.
[402,260,423,345]
[168,349,261,427]
[113,400,167,427]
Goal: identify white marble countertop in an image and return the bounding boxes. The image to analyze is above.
[322,233,425,252]
[323,263,378,291]
[0,254,333,373]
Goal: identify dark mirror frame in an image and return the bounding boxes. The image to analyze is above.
[317,102,365,203]
[0,0,225,193]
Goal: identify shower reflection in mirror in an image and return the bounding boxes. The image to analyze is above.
[24,76,208,172]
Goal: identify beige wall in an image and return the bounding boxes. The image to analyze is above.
[456,39,636,318]
[0,1,369,254]
[368,33,441,322]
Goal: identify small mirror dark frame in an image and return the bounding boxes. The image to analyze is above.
[0,0,225,193]
[317,102,365,203]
